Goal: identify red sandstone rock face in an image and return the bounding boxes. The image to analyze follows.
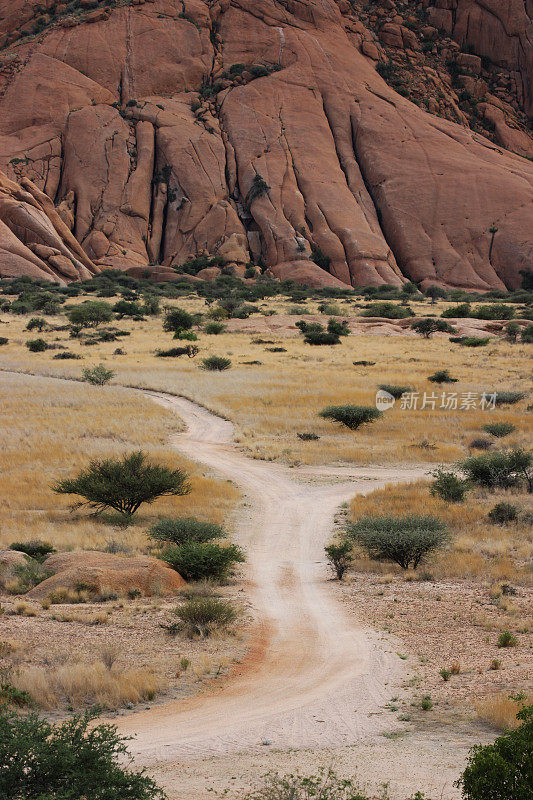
[0,0,531,289]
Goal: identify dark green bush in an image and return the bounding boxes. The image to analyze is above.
[9,541,55,561]
[497,631,518,648]
[25,338,47,352]
[319,405,382,430]
[161,541,245,581]
[412,318,455,337]
[82,365,115,386]
[173,597,237,637]
[442,302,471,318]
[325,541,353,580]
[378,384,411,399]
[304,330,341,345]
[521,324,533,343]
[326,318,350,336]
[162,307,195,334]
[26,317,46,331]
[361,302,413,319]
[488,502,519,525]
[0,337,8,345]
[0,708,166,800]
[461,449,532,492]
[472,304,515,320]
[450,336,490,347]
[494,391,526,406]
[242,769,373,800]
[204,322,226,335]
[428,369,458,383]
[347,514,450,569]
[200,356,231,371]
[483,422,516,438]
[112,300,144,319]
[53,451,190,516]
[505,321,520,342]
[155,346,199,358]
[431,469,468,502]
[456,704,532,800]
[68,301,114,328]
[149,517,225,545]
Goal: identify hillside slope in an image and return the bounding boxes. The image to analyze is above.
[0,0,531,288]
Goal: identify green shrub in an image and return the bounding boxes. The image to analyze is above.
[483,422,516,438]
[82,365,115,386]
[10,559,52,593]
[161,541,245,581]
[304,330,341,345]
[53,352,82,360]
[297,432,320,441]
[112,300,144,319]
[412,318,455,337]
[9,541,55,561]
[319,405,382,430]
[141,294,161,316]
[26,317,46,331]
[497,630,518,648]
[25,338,47,352]
[460,449,532,493]
[521,323,533,343]
[488,502,519,525]
[326,318,350,336]
[347,514,450,569]
[505,321,520,342]
[242,770,372,800]
[472,304,515,320]
[149,517,225,545]
[428,369,458,383]
[0,708,165,800]
[457,705,532,800]
[0,337,7,345]
[68,300,114,328]
[420,695,433,711]
[53,451,190,517]
[361,302,413,319]
[200,356,231,371]
[442,302,471,318]
[156,346,199,358]
[173,597,237,637]
[378,384,411,399]
[162,307,195,334]
[0,682,32,707]
[324,541,353,580]
[450,336,490,347]
[204,322,226,335]
[318,303,343,316]
[173,329,197,341]
[431,469,468,502]
[494,391,526,406]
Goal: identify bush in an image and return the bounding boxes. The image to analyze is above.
[204,322,226,335]
[361,302,413,319]
[483,422,516,438]
[82,365,115,386]
[149,517,225,545]
[450,336,490,347]
[494,391,526,406]
[68,301,114,328]
[304,330,341,345]
[347,514,450,569]
[326,318,350,336]
[112,300,144,319]
[200,356,231,371]
[319,405,382,430]
[505,321,520,342]
[497,631,518,648]
[325,541,353,580]
[318,303,343,316]
[442,302,471,318]
[0,337,8,345]
[9,541,55,561]
[0,708,165,800]
[431,469,468,502]
[488,502,519,525]
[460,449,532,493]
[412,318,455,337]
[378,384,411,399]
[173,597,237,637]
[161,541,245,581]
[25,338,47,352]
[242,770,373,800]
[155,346,198,358]
[162,307,195,334]
[473,304,515,320]
[469,437,492,450]
[428,369,458,384]
[10,559,52,593]
[457,705,532,800]
[26,317,46,331]
[521,323,533,343]
[53,450,190,516]
[53,352,82,360]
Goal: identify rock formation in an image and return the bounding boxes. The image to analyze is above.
[0,0,531,289]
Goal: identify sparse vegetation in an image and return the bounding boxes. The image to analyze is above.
[82,365,115,386]
[172,597,237,638]
[431,469,468,503]
[347,515,450,570]
[319,405,382,430]
[200,356,232,371]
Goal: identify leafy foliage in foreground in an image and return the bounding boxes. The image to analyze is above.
[0,708,166,800]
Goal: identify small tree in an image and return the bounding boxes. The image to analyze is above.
[319,405,382,430]
[25,338,47,352]
[325,541,353,580]
[26,317,46,332]
[426,285,447,304]
[326,318,350,337]
[461,449,532,493]
[412,318,455,338]
[149,517,224,545]
[68,300,114,329]
[161,541,245,581]
[431,469,469,502]
[112,300,144,319]
[0,708,166,800]
[163,307,195,336]
[53,451,190,516]
[488,502,519,525]
[456,705,532,800]
[347,514,449,569]
[505,321,520,342]
[82,365,115,386]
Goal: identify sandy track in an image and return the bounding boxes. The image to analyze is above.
[115,392,431,765]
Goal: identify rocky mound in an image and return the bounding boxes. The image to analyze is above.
[25,550,186,599]
[0,0,531,290]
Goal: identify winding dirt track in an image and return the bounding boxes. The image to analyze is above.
[115,392,430,765]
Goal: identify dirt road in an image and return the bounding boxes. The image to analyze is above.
[116,392,431,766]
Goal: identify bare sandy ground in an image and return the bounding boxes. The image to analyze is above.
[111,393,486,799]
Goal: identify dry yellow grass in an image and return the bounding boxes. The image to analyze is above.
[349,480,533,583]
[0,371,239,552]
[0,294,530,467]
[474,692,533,730]
[12,661,163,709]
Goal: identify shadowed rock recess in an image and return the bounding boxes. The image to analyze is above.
[0,0,531,289]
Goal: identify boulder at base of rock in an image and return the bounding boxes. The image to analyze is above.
[26,551,185,599]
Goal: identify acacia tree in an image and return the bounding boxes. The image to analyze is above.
[53,451,190,516]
